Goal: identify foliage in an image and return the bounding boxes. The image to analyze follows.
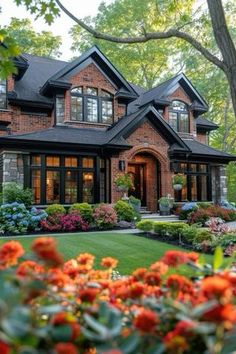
[129,195,141,205]
[0,238,236,353]
[158,197,171,207]
[45,204,66,217]
[93,203,117,229]
[153,221,188,238]
[59,214,88,232]
[136,219,154,232]
[181,224,201,244]
[205,217,230,235]
[192,229,213,244]
[179,202,198,220]
[114,173,133,190]
[188,205,236,225]
[40,215,62,232]
[172,174,186,186]
[114,200,136,222]
[28,207,47,231]
[69,203,93,224]
[2,182,33,208]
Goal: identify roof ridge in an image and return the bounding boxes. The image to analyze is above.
[22,53,68,64]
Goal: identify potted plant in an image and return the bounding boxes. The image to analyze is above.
[158,196,171,216]
[129,195,141,213]
[114,173,133,200]
[172,174,186,191]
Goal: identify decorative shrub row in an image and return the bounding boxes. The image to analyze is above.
[0,237,235,353]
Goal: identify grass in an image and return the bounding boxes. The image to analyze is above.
[0,231,212,275]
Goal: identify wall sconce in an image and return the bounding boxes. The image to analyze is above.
[118,160,125,171]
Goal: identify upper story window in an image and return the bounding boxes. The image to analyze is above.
[0,80,7,109]
[169,100,189,133]
[70,86,114,124]
[55,96,65,123]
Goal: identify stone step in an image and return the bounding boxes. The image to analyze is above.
[141,214,181,222]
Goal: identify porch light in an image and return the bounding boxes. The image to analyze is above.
[118,160,125,171]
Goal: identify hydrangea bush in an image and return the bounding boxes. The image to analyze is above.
[0,239,236,354]
[93,203,117,229]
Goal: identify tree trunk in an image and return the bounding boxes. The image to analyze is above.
[207,0,236,116]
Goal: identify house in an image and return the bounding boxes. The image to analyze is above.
[0,45,235,211]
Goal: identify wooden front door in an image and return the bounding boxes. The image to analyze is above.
[128,163,146,206]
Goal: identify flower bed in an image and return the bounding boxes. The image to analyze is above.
[0,238,235,353]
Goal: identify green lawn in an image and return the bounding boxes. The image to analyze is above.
[0,232,212,274]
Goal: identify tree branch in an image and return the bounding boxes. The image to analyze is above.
[55,0,225,70]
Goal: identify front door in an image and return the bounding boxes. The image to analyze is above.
[128,163,146,206]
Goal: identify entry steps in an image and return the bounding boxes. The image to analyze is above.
[141,213,180,222]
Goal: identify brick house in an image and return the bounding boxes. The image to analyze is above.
[0,46,235,211]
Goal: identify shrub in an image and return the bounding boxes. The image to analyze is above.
[93,204,117,229]
[153,221,188,239]
[28,207,47,231]
[69,203,93,223]
[45,204,66,217]
[189,205,236,225]
[219,233,236,248]
[2,182,33,207]
[40,215,62,232]
[136,220,154,232]
[179,202,198,220]
[0,202,31,235]
[59,214,88,232]
[114,200,136,222]
[197,202,212,209]
[193,229,213,244]
[181,225,201,244]
[188,208,212,225]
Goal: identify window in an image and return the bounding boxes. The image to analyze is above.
[55,96,64,123]
[169,100,189,133]
[0,80,7,109]
[173,163,210,202]
[30,154,100,204]
[70,86,113,124]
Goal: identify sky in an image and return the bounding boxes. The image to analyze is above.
[0,0,110,60]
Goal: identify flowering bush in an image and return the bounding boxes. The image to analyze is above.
[178,202,198,220]
[60,214,88,232]
[28,207,48,231]
[0,238,236,354]
[205,217,230,235]
[69,203,93,224]
[93,203,117,229]
[0,202,31,235]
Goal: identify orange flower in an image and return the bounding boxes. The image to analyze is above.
[132,268,147,281]
[144,272,161,286]
[63,259,79,278]
[203,303,236,324]
[163,332,188,353]
[150,261,169,274]
[133,309,158,333]
[187,252,199,263]
[129,282,145,298]
[0,241,24,268]
[166,274,192,294]
[161,250,188,267]
[0,341,10,354]
[80,288,99,303]
[16,260,44,277]
[101,257,118,269]
[54,343,78,354]
[51,313,80,340]
[201,276,232,301]
[77,253,95,266]
[47,268,71,288]
[31,237,63,266]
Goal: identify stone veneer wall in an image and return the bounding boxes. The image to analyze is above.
[1,151,28,187]
[211,165,227,203]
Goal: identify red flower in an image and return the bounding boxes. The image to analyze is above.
[16,260,44,277]
[163,332,188,353]
[80,288,99,303]
[129,282,145,298]
[203,304,236,323]
[0,341,10,354]
[51,313,80,340]
[187,252,199,263]
[47,268,70,287]
[54,343,78,354]
[31,237,63,266]
[144,271,161,286]
[0,241,24,268]
[161,250,188,267]
[201,276,232,301]
[132,268,147,281]
[150,261,169,274]
[166,274,192,293]
[133,309,158,333]
[101,257,118,269]
[77,253,95,266]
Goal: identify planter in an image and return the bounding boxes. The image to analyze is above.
[173,184,183,191]
[159,205,171,216]
[129,200,141,213]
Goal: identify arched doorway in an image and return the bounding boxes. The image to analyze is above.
[127,152,161,211]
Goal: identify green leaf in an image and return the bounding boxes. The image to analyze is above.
[119,333,140,354]
[213,247,223,270]
[51,325,72,342]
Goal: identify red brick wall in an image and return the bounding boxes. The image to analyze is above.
[197,133,208,144]
[111,120,174,211]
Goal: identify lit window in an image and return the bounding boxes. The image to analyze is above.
[82,158,94,168]
[46,171,60,203]
[0,80,7,109]
[65,157,77,167]
[46,156,60,167]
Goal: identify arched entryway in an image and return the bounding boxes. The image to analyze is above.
[127,151,161,211]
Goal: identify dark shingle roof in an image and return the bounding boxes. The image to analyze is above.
[196,117,219,130]
[183,139,235,159]
[14,54,67,104]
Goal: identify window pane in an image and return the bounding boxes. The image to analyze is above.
[32,170,41,204]
[0,80,6,109]
[65,157,77,167]
[101,90,112,98]
[46,171,60,203]
[169,112,178,131]
[102,100,113,123]
[46,156,60,167]
[56,97,64,123]
[87,98,98,122]
[71,96,83,121]
[179,163,187,173]
[179,113,189,133]
[82,157,94,168]
[100,170,105,203]
[71,87,82,94]
[83,172,94,203]
[31,155,41,166]
[172,101,187,111]
[65,171,77,204]
[198,175,208,201]
[86,87,98,96]
[199,164,207,173]
[190,175,197,201]
[189,164,197,172]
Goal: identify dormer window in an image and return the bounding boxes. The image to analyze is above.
[0,80,7,109]
[169,100,189,133]
[70,86,113,124]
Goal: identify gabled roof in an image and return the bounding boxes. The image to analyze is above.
[128,73,208,115]
[196,116,219,131]
[40,46,138,101]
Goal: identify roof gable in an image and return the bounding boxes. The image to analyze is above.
[40,46,138,101]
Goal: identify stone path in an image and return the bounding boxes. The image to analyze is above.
[226,221,236,230]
